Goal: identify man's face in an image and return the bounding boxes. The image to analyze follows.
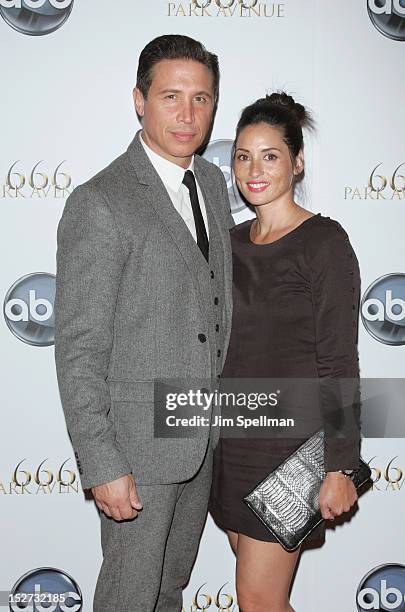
[134,59,215,169]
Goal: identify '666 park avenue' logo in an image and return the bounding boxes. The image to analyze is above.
[345,163,405,200]
[1,160,73,198]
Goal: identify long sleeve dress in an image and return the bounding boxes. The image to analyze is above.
[208,213,361,544]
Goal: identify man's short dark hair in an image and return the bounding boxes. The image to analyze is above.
[136,34,219,104]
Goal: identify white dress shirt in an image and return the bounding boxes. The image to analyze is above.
[139,132,209,241]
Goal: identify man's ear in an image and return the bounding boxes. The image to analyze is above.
[133,87,145,118]
[294,150,304,175]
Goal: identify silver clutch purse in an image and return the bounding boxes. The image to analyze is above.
[243,429,371,551]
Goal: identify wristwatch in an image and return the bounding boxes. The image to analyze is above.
[338,469,355,477]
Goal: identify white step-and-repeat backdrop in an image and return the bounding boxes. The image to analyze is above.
[1,1,404,610]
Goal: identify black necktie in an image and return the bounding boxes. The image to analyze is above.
[182,170,209,262]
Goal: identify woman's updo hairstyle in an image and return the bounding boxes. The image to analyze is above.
[234,91,314,162]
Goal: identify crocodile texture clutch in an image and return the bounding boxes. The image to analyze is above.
[243,429,371,551]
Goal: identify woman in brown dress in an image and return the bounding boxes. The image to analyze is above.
[209,93,362,612]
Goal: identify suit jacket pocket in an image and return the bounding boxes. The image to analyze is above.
[107,379,154,402]
[110,399,155,444]
[108,380,155,443]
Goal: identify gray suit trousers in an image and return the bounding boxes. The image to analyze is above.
[93,443,213,612]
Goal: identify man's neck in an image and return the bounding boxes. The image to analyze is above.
[140,131,193,170]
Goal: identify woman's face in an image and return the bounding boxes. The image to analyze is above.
[233,122,303,208]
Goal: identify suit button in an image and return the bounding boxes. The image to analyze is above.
[74,451,79,459]
[210,270,215,279]
[214,297,219,305]
[215,324,219,332]
[217,373,221,379]
[198,333,207,343]
[217,350,221,357]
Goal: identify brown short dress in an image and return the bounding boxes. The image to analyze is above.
[208,213,361,545]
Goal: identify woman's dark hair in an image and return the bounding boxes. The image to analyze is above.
[235,92,314,161]
[136,34,219,105]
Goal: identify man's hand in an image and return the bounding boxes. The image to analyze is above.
[319,472,358,521]
[92,474,143,521]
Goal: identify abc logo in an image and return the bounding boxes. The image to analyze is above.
[0,0,73,36]
[361,274,405,346]
[202,140,248,214]
[357,564,405,611]
[3,272,55,346]
[10,567,82,611]
[367,0,405,41]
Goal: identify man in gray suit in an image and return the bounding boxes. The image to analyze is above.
[54,35,233,611]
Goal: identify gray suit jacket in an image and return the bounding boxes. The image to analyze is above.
[54,131,234,489]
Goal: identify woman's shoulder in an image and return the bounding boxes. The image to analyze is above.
[303,213,354,252]
[230,218,252,232]
[303,213,358,274]
[229,218,252,240]
[304,213,350,240]
[228,214,354,253]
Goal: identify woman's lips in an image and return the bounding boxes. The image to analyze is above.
[246,181,271,193]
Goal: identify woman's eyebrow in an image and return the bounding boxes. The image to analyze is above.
[235,147,281,152]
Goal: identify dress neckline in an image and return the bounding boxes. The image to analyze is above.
[247,213,321,246]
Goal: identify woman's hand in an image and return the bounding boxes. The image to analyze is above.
[319,472,358,520]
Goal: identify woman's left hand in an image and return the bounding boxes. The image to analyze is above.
[319,472,358,520]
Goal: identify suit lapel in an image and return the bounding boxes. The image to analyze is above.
[195,157,233,350]
[126,131,213,319]
[194,159,221,242]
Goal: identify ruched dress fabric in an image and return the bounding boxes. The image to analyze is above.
[208,213,361,545]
